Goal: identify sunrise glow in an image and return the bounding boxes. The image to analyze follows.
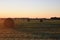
[0,0,60,18]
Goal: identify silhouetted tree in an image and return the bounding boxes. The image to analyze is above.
[51,17,60,20]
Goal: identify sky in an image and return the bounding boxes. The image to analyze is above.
[0,0,60,18]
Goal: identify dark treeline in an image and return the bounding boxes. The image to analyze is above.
[14,17,60,20]
[0,17,60,22]
[51,17,60,20]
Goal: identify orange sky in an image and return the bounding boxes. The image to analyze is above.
[0,0,60,18]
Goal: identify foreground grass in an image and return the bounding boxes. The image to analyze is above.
[13,21,60,35]
[13,20,60,39]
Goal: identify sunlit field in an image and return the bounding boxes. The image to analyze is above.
[14,19,60,39]
[0,18,60,40]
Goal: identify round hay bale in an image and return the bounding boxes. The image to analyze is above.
[4,18,15,28]
[40,19,43,22]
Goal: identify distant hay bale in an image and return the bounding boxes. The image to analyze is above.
[40,19,43,22]
[4,18,15,28]
[27,18,30,22]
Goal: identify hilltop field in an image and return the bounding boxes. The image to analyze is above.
[0,18,60,33]
[15,19,60,33]
[0,18,60,39]
[14,19,60,39]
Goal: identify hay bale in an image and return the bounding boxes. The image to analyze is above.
[40,19,43,22]
[4,18,15,28]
